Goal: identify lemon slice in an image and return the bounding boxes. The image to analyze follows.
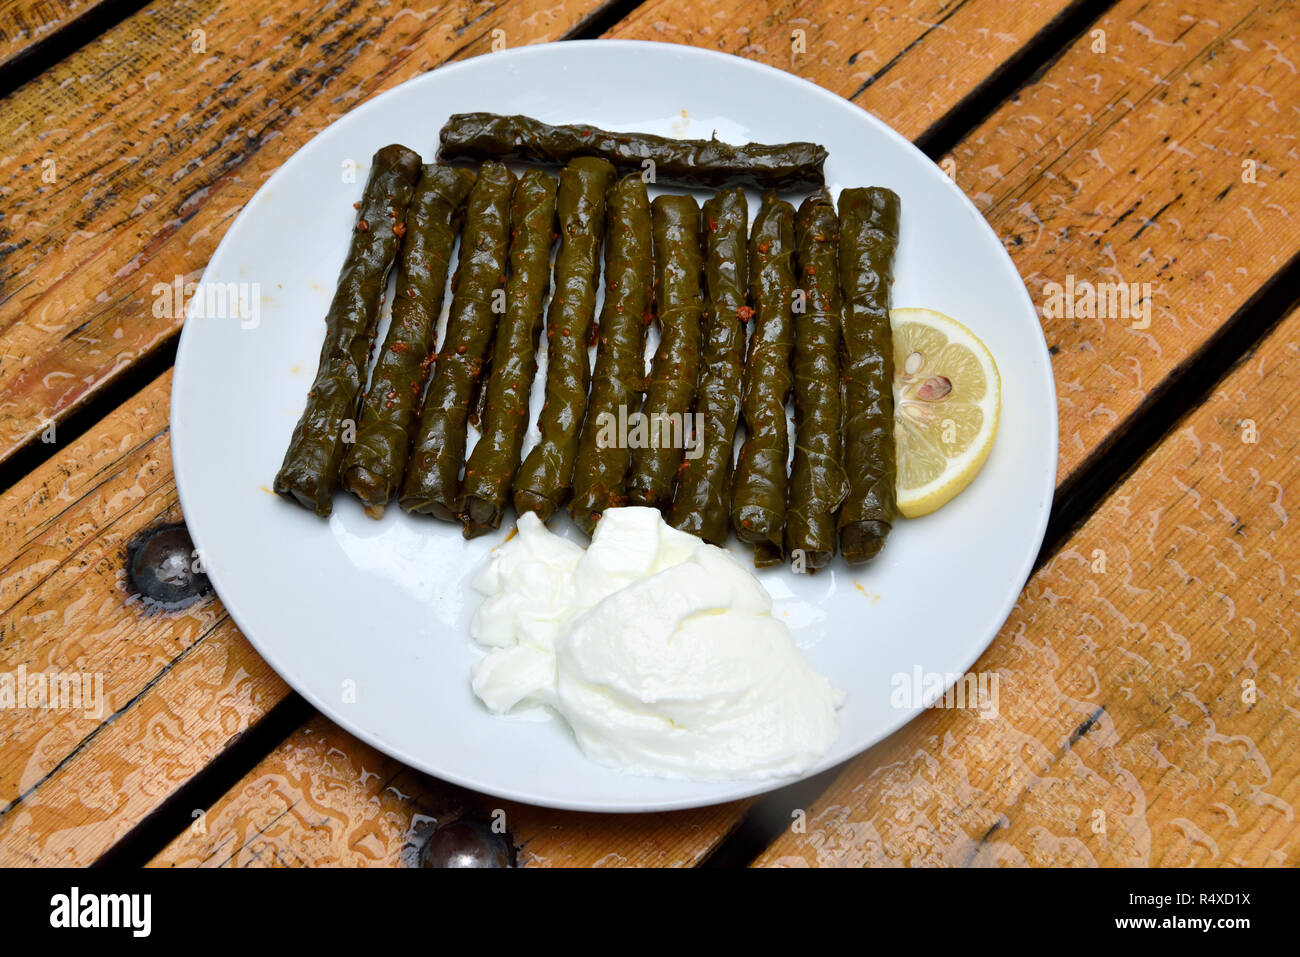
[891,307,1000,518]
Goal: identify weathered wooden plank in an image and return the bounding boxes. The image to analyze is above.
[755,304,1300,867]
[148,715,748,867]
[606,0,1086,141]
[961,0,1297,480]
[0,0,110,72]
[0,0,613,466]
[0,370,292,865]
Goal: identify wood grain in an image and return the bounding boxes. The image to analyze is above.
[0,0,612,466]
[957,0,1298,481]
[607,0,1085,141]
[149,714,748,867]
[0,0,107,71]
[756,305,1300,866]
[0,370,290,865]
[128,2,1169,867]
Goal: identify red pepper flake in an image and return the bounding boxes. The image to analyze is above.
[737,305,755,322]
[356,219,370,232]
[758,241,770,254]
[456,344,468,354]
[805,265,816,276]
[352,202,360,210]
[393,222,407,237]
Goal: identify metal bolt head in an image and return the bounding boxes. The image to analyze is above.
[421,817,514,868]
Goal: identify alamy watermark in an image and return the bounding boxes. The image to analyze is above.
[152,275,260,328]
[50,887,150,937]
[891,666,1000,719]
[1041,274,1152,329]
[0,665,105,718]
[593,406,704,460]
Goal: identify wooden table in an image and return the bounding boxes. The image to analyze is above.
[1,0,1296,869]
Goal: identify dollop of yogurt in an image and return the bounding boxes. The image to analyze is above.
[469,507,841,780]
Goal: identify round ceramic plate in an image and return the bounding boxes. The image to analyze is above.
[171,40,1058,812]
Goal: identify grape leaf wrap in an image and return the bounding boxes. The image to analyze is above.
[786,189,848,570]
[626,194,705,510]
[730,191,796,566]
[274,144,422,516]
[837,187,901,564]
[400,161,515,520]
[568,174,654,536]
[461,169,559,537]
[339,164,475,516]
[511,157,618,521]
[668,188,748,544]
[438,112,827,191]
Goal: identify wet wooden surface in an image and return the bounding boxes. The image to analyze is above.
[756,304,1300,867]
[1,0,1296,867]
[0,0,613,465]
[149,715,748,867]
[0,370,289,865]
[0,0,104,70]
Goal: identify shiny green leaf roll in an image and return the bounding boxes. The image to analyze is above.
[438,113,827,191]
[668,188,748,544]
[786,189,849,570]
[511,157,618,522]
[339,164,475,516]
[274,144,421,516]
[400,161,515,520]
[626,194,705,510]
[568,174,654,536]
[461,169,559,537]
[730,191,796,566]
[837,187,901,564]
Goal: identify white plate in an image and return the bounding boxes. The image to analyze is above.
[171,40,1057,812]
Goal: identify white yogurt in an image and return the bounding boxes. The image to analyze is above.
[469,507,841,781]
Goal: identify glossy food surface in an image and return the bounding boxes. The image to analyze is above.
[274,144,421,515]
[439,111,827,190]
